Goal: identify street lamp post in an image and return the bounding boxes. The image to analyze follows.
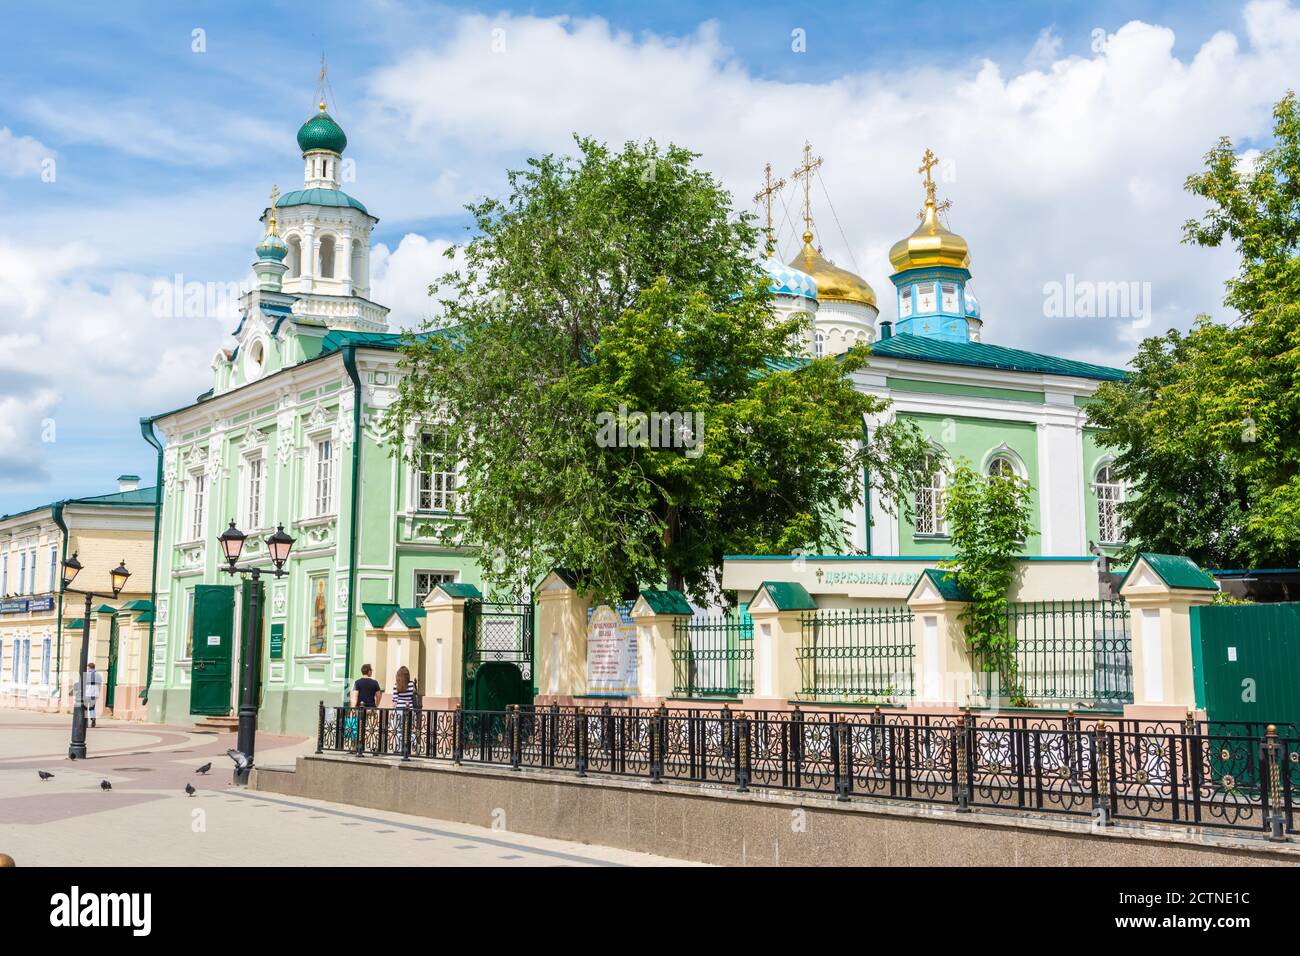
[60,554,131,760]
[218,521,295,785]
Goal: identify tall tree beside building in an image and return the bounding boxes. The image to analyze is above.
[387,136,928,602]
[1088,92,1300,568]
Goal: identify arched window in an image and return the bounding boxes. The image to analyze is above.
[915,452,946,536]
[1094,464,1124,543]
[987,455,1017,480]
[814,330,825,358]
[319,235,336,279]
[287,236,301,278]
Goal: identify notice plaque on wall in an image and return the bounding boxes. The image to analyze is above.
[269,623,284,660]
[586,603,638,697]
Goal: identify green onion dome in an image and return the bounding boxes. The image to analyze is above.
[256,230,288,261]
[297,102,347,155]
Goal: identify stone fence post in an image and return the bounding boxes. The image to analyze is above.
[535,570,591,704]
[906,569,978,711]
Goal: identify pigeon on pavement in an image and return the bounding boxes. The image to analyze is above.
[99,780,112,791]
[195,762,212,775]
[185,783,196,797]
[37,770,53,781]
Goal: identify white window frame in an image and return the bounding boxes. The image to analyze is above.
[308,435,336,518]
[14,637,29,686]
[28,548,36,593]
[914,452,947,537]
[41,636,51,686]
[241,453,266,531]
[188,471,207,542]
[48,546,57,594]
[413,424,459,513]
[413,570,458,609]
[1094,463,1125,545]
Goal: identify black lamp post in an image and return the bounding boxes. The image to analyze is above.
[61,553,131,760]
[218,521,294,785]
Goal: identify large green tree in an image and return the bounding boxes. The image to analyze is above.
[386,136,927,602]
[1088,92,1300,567]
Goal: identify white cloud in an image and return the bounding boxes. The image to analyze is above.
[370,233,463,329]
[355,4,1300,368]
[0,126,52,177]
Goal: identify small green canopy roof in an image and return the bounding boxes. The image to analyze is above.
[906,568,972,602]
[361,603,427,629]
[119,599,154,612]
[1120,553,1218,592]
[95,604,118,615]
[638,589,693,615]
[67,618,85,629]
[754,581,817,611]
[436,582,483,601]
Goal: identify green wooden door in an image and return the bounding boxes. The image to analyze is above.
[467,662,525,712]
[105,615,119,710]
[1193,602,1300,727]
[190,585,235,716]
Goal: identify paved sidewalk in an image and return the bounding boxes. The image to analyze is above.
[0,709,694,867]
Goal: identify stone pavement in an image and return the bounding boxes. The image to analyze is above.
[0,709,695,866]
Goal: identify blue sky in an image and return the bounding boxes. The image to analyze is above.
[1,0,1298,512]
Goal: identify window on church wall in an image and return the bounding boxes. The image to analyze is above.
[413,570,457,609]
[416,426,459,512]
[242,456,264,530]
[287,237,301,278]
[312,438,334,517]
[814,331,825,358]
[1094,465,1125,544]
[941,283,959,313]
[899,287,913,318]
[319,236,336,279]
[188,473,206,542]
[916,283,937,313]
[914,453,946,536]
[987,455,1017,480]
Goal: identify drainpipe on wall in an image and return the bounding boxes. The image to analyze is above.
[51,502,68,705]
[139,417,165,704]
[340,346,363,703]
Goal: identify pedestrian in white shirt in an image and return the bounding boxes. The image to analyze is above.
[83,662,104,727]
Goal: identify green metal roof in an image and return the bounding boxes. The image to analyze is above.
[135,611,155,624]
[872,333,1127,382]
[320,326,460,358]
[119,599,154,612]
[95,604,118,615]
[67,618,85,629]
[0,484,158,524]
[275,187,367,215]
[297,110,347,154]
[906,568,972,602]
[436,582,483,601]
[1121,553,1219,592]
[361,602,426,628]
[756,580,817,611]
[639,589,693,615]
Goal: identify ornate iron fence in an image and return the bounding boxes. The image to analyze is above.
[671,616,753,698]
[796,606,914,703]
[975,600,1132,710]
[318,703,1297,839]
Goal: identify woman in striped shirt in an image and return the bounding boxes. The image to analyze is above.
[390,666,418,710]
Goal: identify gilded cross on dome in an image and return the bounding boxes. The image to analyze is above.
[753,162,786,255]
[268,184,280,234]
[916,148,952,220]
[789,141,823,239]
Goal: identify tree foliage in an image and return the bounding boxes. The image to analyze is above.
[386,136,928,602]
[1088,92,1300,568]
[939,462,1036,704]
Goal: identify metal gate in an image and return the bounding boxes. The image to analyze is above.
[463,600,534,710]
[1192,601,1300,729]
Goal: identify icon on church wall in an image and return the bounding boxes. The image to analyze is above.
[309,577,328,655]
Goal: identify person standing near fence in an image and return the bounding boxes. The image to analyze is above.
[350,663,382,708]
[390,666,416,710]
[83,662,104,728]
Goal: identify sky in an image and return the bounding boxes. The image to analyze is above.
[1,0,1298,513]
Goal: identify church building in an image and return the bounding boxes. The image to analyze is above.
[141,100,1128,736]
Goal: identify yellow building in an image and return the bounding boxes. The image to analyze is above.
[0,476,158,720]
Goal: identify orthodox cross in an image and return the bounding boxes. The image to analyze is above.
[268,185,280,234]
[916,147,952,219]
[753,163,786,254]
[317,53,329,111]
[789,141,823,237]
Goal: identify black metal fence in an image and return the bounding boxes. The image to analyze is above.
[318,703,1297,840]
[976,600,1133,710]
[797,606,914,703]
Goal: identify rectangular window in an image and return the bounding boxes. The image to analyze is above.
[941,282,959,313]
[2,553,7,594]
[914,455,946,536]
[899,288,913,318]
[413,570,457,608]
[416,426,458,512]
[15,638,29,686]
[29,549,36,593]
[245,457,264,529]
[314,439,334,516]
[308,575,329,655]
[19,552,27,595]
[49,547,57,593]
[183,589,196,659]
[41,637,51,685]
[190,473,207,541]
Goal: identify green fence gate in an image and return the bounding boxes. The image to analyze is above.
[1192,601,1300,730]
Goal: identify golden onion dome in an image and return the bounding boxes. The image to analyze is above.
[889,199,970,272]
[787,232,877,308]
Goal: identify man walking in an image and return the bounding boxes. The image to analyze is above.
[83,662,104,728]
